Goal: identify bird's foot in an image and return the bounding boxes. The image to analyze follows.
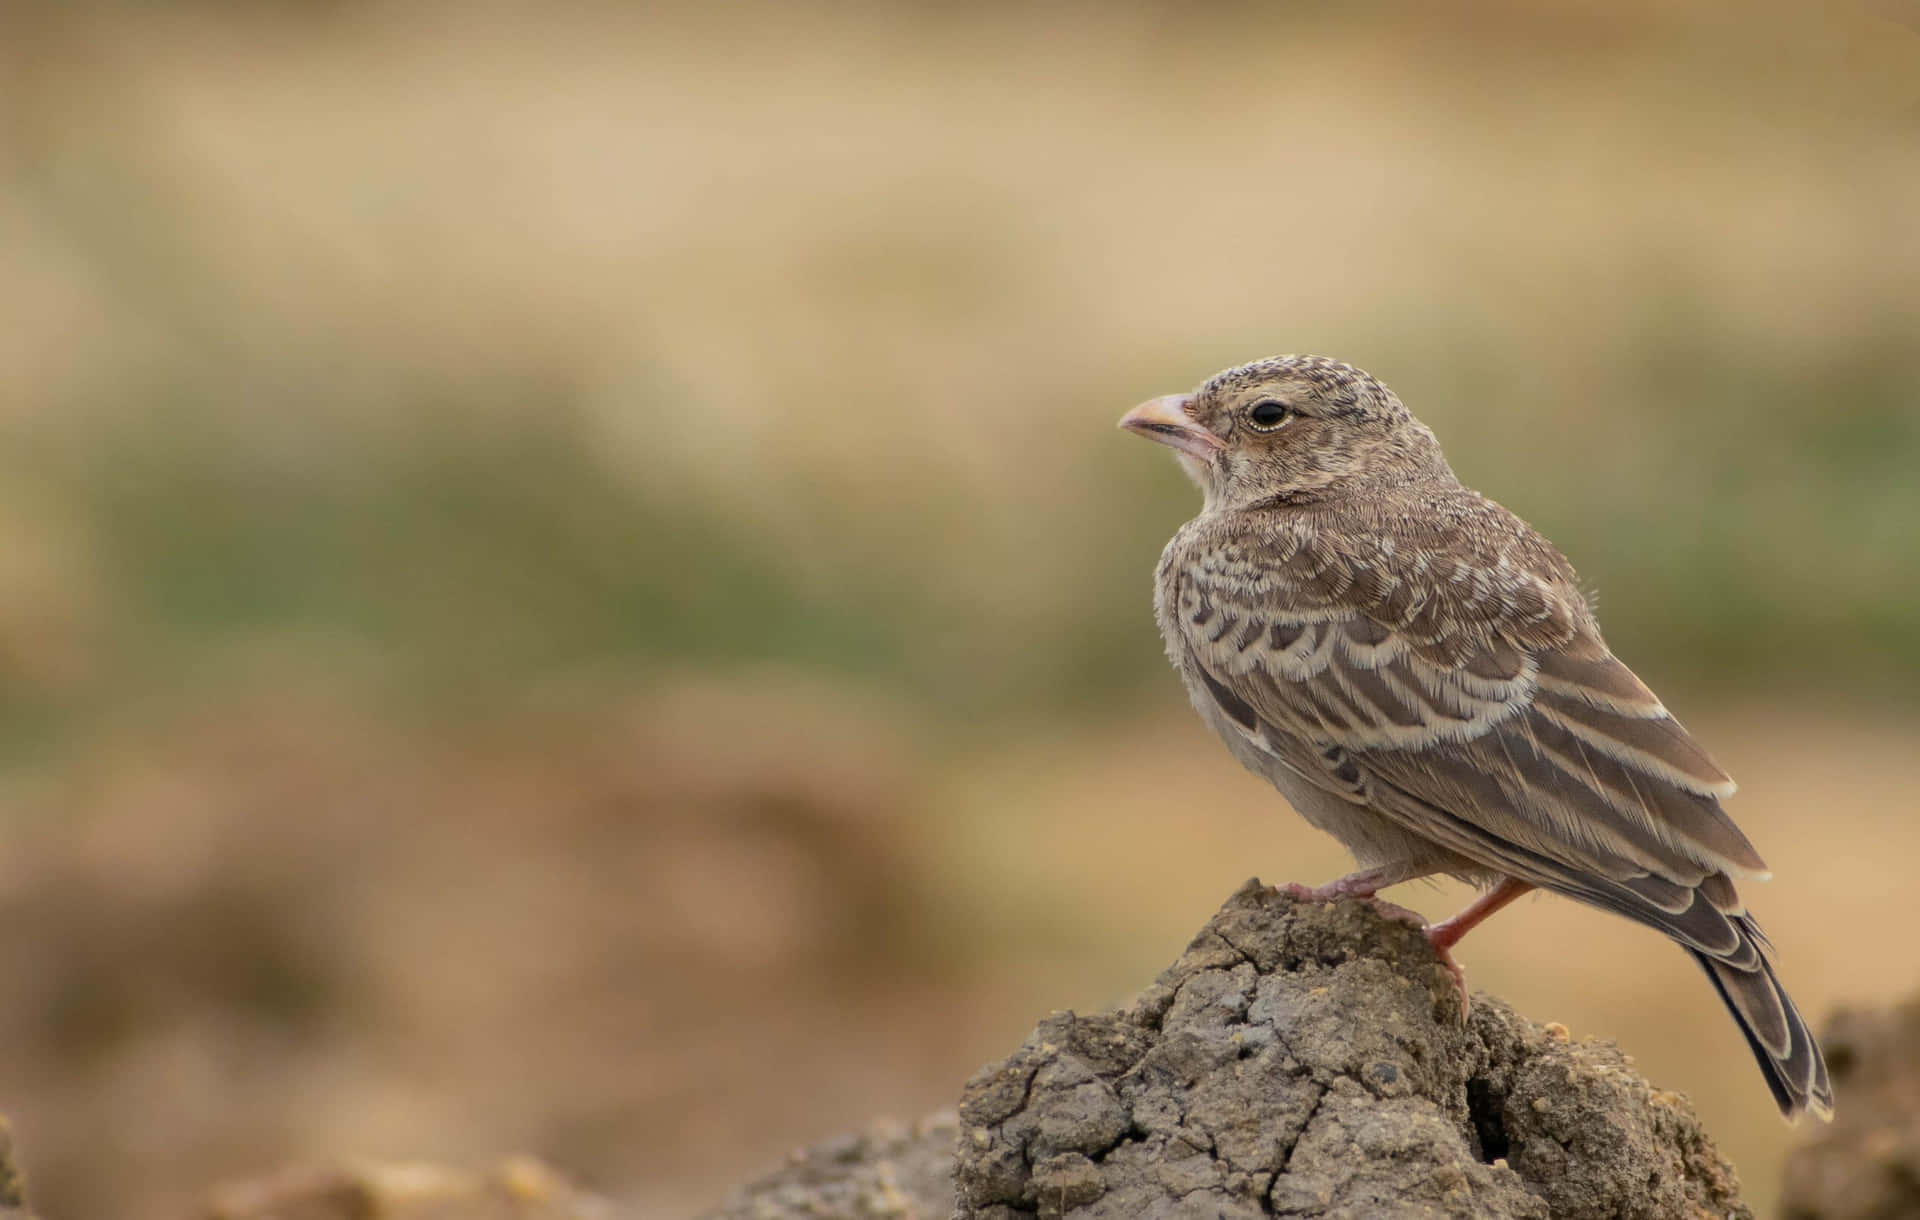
[1274,879,1367,906]
[1278,879,1473,1018]
[1364,895,1432,932]
[1278,863,1420,906]
[1417,879,1535,1021]
[1279,870,1493,1019]
[1423,931,1473,1020]
[1279,881,1431,935]
[1280,878,1372,902]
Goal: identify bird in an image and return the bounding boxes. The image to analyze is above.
[1119,353,1832,1122]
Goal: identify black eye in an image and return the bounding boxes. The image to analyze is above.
[1246,400,1294,430]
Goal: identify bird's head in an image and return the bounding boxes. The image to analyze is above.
[1120,355,1451,512]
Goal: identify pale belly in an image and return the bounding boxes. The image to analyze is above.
[1181,671,1482,880]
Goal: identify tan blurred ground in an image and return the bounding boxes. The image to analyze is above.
[1,3,1918,1218]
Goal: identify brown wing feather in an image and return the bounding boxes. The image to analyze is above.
[1167,510,1766,887]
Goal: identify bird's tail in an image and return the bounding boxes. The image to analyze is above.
[1691,925,1833,1122]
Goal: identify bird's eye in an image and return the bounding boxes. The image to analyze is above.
[1246,400,1294,430]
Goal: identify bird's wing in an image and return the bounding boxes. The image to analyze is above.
[1170,514,1838,1120]
[1168,517,1768,904]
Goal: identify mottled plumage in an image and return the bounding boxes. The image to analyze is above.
[1121,354,1832,1121]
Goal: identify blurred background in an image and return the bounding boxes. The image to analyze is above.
[0,1,1916,1217]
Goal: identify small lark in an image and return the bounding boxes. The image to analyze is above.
[1121,354,1831,1120]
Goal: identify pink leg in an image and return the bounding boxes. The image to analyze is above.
[1280,860,1434,903]
[1280,861,1437,932]
[1424,878,1535,1015]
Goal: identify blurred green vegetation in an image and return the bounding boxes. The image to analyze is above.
[8,313,1917,770]
[9,376,1183,748]
[1439,325,1920,694]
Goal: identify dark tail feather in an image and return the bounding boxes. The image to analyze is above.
[1691,933,1833,1122]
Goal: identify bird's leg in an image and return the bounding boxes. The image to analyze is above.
[1281,862,1424,903]
[1423,878,1536,1016]
[1280,860,1435,929]
[1426,877,1535,953]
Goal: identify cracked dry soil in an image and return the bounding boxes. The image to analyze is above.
[952,879,1749,1220]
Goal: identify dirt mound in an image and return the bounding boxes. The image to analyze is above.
[711,879,1752,1220]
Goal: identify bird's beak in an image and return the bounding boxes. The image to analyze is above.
[1119,394,1225,463]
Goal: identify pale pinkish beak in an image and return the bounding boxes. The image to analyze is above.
[1120,394,1225,463]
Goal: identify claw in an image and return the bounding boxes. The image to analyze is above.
[1280,880,1425,928]
[1363,896,1429,931]
[1279,872,1522,1021]
[1419,878,1536,1021]
[1424,930,1473,1019]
